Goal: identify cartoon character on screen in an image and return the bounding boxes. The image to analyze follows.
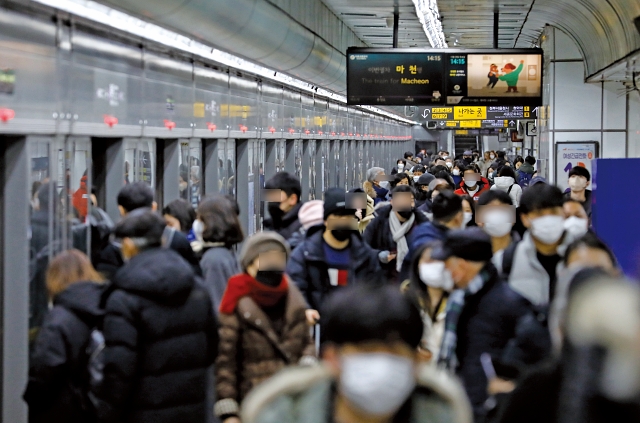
[499,60,525,93]
[486,64,499,89]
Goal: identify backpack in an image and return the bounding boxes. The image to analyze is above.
[517,170,533,189]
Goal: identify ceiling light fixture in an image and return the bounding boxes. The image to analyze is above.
[411,0,448,48]
[29,0,414,124]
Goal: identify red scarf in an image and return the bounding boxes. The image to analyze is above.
[219,273,289,315]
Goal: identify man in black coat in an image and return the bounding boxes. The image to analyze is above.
[95,209,218,423]
[433,228,531,422]
[286,188,381,314]
[95,182,201,279]
[263,172,304,242]
[363,185,429,284]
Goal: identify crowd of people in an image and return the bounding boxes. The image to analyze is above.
[23,147,640,423]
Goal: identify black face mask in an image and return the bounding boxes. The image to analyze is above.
[331,228,352,242]
[255,270,284,287]
[397,209,414,220]
[268,204,284,223]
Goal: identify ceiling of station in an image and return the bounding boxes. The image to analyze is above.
[321,0,433,48]
[438,0,535,48]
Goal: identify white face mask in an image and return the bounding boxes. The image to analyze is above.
[465,180,478,188]
[452,169,460,176]
[483,209,514,237]
[446,162,453,168]
[340,353,416,416]
[192,219,205,239]
[564,216,589,238]
[413,175,420,182]
[419,262,454,290]
[463,212,474,226]
[490,154,496,159]
[397,164,404,170]
[568,175,588,191]
[530,215,565,245]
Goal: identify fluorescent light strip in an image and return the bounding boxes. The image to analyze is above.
[412,0,448,49]
[32,0,415,125]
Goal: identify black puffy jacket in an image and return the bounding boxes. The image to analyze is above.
[263,202,304,242]
[24,282,105,423]
[363,205,429,284]
[286,230,382,311]
[96,248,218,423]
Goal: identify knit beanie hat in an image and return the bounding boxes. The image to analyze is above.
[239,231,291,271]
[323,188,348,220]
[298,200,324,230]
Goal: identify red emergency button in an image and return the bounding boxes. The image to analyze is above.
[207,122,217,132]
[164,120,176,130]
[269,126,276,133]
[0,108,15,123]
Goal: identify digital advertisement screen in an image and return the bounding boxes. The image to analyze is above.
[446,52,542,106]
[346,48,543,108]
[347,49,445,105]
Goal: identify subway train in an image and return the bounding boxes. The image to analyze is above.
[0,4,414,244]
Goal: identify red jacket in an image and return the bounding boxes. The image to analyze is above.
[72,175,89,220]
[454,178,490,201]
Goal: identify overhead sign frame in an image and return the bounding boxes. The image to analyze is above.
[347,47,543,108]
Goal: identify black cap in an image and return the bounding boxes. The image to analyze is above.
[417,173,435,186]
[323,188,349,220]
[431,227,493,262]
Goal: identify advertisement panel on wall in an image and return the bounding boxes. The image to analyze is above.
[555,142,599,191]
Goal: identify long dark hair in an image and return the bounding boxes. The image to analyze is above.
[407,241,442,315]
[197,196,244,246]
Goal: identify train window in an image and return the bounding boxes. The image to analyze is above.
[294,139,303,181]
[308,140,316,200]
[257,140,266,231]
[124,139,155,187]
[179,139,202,209]
[226,139,236,197]
[217,139,227,194]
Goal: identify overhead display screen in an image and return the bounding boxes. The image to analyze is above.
[347,50,445,105]
[446,52,542,106]
[346,48,542,108]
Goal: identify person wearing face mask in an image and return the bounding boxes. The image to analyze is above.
[194,196,244,310]
[476,190,521,277]
[477,151,494,177]
[451,161,465,188]
[507,183,579,307]
[95,182,200,280]
[563,166,592,217]
[411,165,426,183]
[454,167,490,201]
[94,209,218,423]
[214,232,316,423]
[402,242,453,363]
[409,190,463,256]
[562,198,590,239]
[414,173,435,208]
[445,157,454,169]
[363,186,429,284]
[391,159,407,175]
[263,172,305,242]
[490,165,522,207]
[433,228,531,422]
[461,196,476,228]
[286,188,381,314]
[241,284,473,423]
[364,167,390,206]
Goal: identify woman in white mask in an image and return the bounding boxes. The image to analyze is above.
[392,159,407,175]
[241,285,473,423]
[461,196,476,228]
[476,190,520,276]
[401,242,454,363]
[562,198,590,238]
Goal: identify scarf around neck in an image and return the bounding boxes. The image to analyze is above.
[438,266,493,371]
[219,273,289,314]
[389,210,415,272]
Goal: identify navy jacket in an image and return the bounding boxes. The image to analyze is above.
[408,221,449,252]
[455,264,531,420]
[96,248,218,423]
[363,205,429,284]
[24,282,105,423]
[286,230,382,311]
